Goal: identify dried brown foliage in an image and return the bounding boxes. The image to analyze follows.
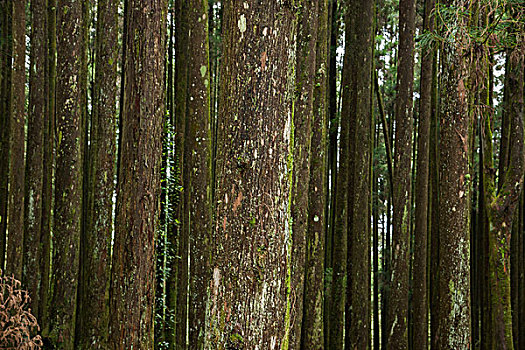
[0,274,42,349]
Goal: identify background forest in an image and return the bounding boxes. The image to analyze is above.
[0,0,524,349]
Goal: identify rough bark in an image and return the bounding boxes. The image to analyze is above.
[301,0,328,347]
[435,2,471,347]
[47,0,84,346]
[5,0,26,280]
[412,0,434,348]
[344,0,374,348]
[385,0,416,347]
[108,0,167,348]
[23,0,48,318]
[289,1,318,349]
[205,1,296,348]
[75,0,118,347]
[185,0,212,347]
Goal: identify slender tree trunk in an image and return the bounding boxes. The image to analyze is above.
[48,0,84,346]
[412,0,434,348]
[23,0,48,318]
[39,0,56,332]
[344,0,374,348]
[75,0,118,347]
[386,0,416,346]
[108,0,167,348]
[0,0,12,271]
[5,0,26,280]
[435,2,471,347]
[289,1,318,349]
[185,0,212,347]
[205,1,296,348]
[301,0,328,347]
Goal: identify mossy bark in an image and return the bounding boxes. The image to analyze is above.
[289,1,318,349]
[5,0,26,281]
[435,2,472,347]
[108,0,167,348]
[205,1,296,348]
[75,0,118,347]
[385,0,416,347]
[343,0,374,348]
[301,0,328,348]
[48,0,84,347]
[23,0,48,318]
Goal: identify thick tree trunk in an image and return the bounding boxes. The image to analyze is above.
[412,0,435,348]
[75,0,118,347]
[344,0,374,348]
[301,0,328,347]
[436,2,471,347]
[205,1,296,348]
[6,0,26,280]
[185,0,212,347]
[48,0,84,347]
[289,1,318,349]
[23,0,48,318]
[108,0,167,348]
[386,0,416,347]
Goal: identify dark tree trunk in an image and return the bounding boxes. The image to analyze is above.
[301,0,329,347]
[289,1,318,349]
[344,0,374,348]
[108,0,167,348]
[23,0,48,318]
[205,1,296,348]
[386,0,416,347]
[0,0,12,271]
[75,0,118,347]
[185,0,212,347]
[5,0,26,280]
[412,0,435,348]
[39,0,56,332]
[48,0,84,346]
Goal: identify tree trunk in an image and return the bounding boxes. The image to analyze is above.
[6,0,26,280]
[205,1,296,348]
[108,0,167,348]
[435,2,471,347]
[412,0,435,348]
[185,0,212,347]
[39,0,56,332]
[344,0,374,348]
[289,1,318,349]
[48,0,84,346]
[301,0,328,347]
[0,0,12,271]
[386,0,416,347]
[75,0,118,347]
[23,0,47,318]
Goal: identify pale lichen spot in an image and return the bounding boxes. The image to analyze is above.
[238,14,247,33]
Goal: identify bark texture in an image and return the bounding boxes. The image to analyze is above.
[205,1,296,348]
[75,0,118,347]
[23,0,48,318]
[436,2,471,347]
[108,0,167,348]
[48,0,84,346]
[6,0,26,280]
